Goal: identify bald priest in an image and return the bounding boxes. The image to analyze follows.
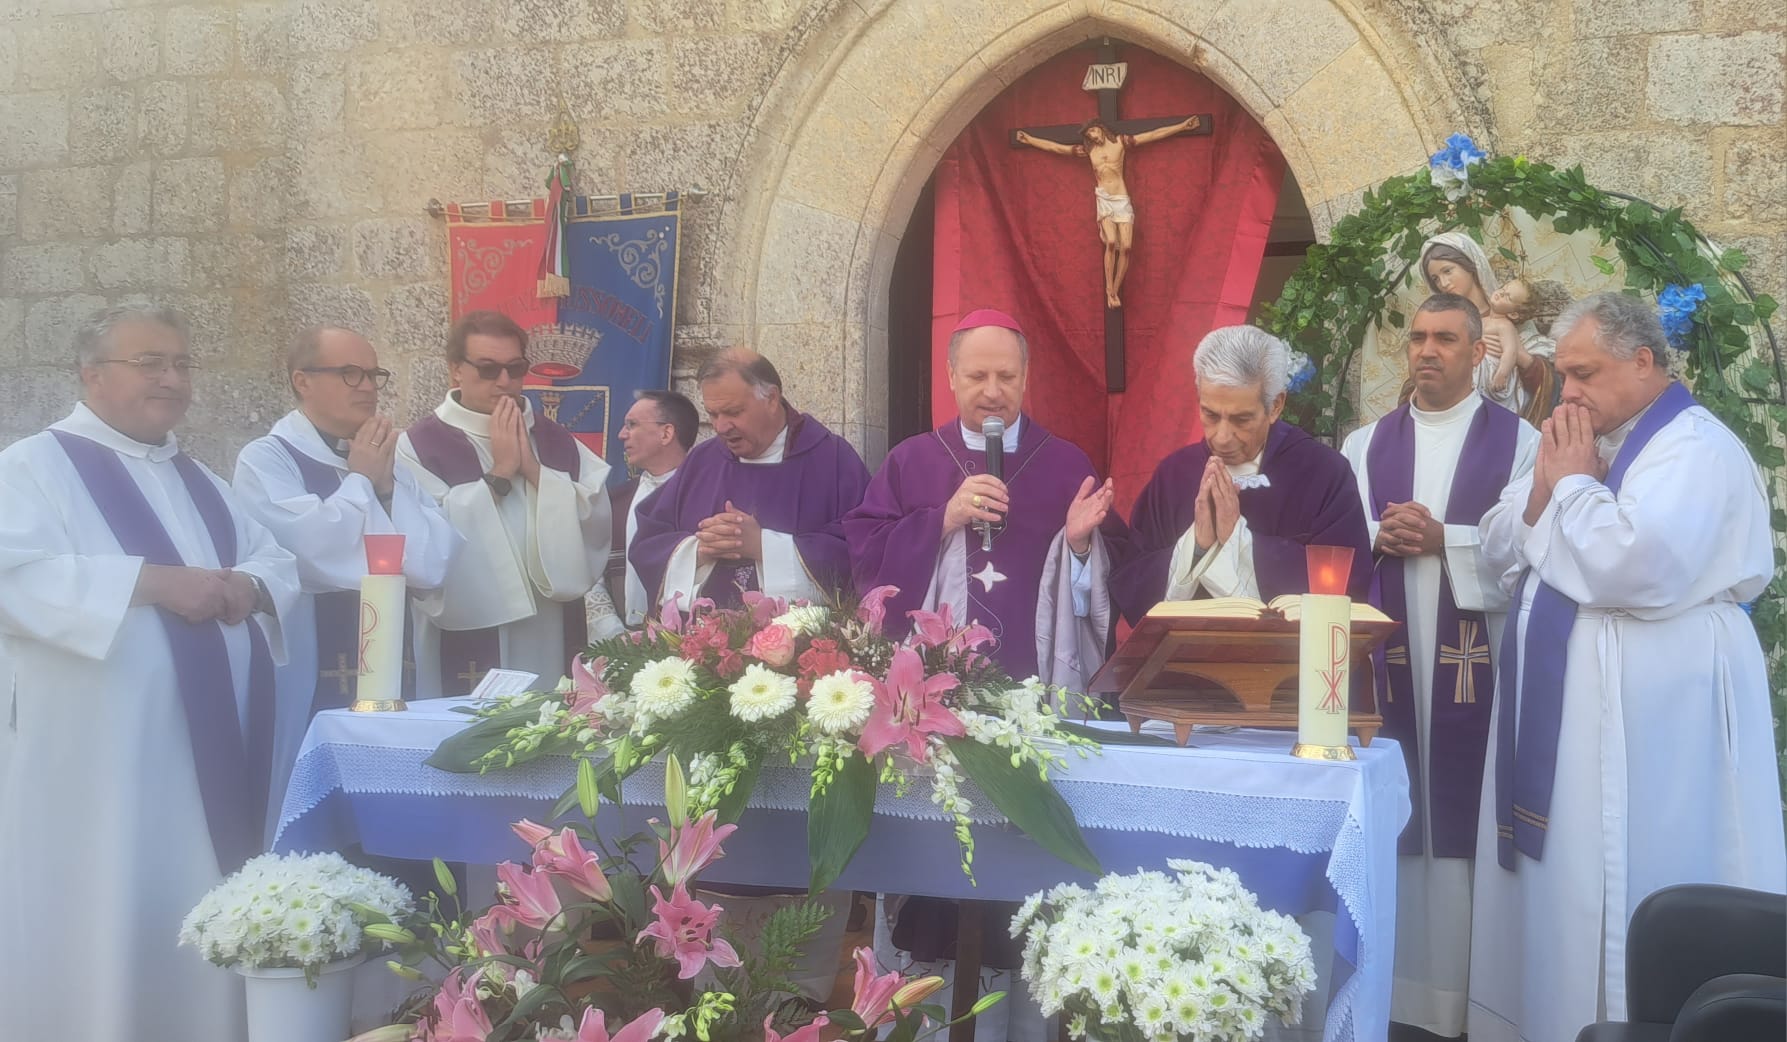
[845,308,1130,690]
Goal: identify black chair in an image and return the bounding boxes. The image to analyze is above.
[1575,883,1785,1042]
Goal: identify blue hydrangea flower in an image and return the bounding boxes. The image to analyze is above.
[1286,350,1317,394]
[1657,283,1707,350]
[1428,133,1486,201]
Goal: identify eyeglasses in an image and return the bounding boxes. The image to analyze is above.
[300,364,393,389]
[94,355,201,375]
[621,418,671,432]
[462,358,530,381]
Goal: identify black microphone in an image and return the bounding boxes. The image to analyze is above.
[981,416,1006,540]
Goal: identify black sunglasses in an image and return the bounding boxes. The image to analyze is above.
[301,364,393,389]
[463,358,530,381]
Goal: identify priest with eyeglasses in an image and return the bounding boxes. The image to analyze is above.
[397,310,614,695]
[232,325,459,825]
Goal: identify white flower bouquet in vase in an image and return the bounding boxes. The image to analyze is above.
[1013,861,1317,1042]
[179,851,415,1042]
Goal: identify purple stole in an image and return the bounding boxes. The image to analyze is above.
[1495,382,1699,869]
[405,412,588,696]
[271,436,417,713]
[1366,399,1519,858]
[52,430,274,873]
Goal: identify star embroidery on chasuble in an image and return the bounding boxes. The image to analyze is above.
[972,560,1008,592]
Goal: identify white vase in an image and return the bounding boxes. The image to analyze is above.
[238,952,364,1042]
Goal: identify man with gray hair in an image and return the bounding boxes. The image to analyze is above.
[631,346,869,612]
[1111,324,1370,619]
[0,304,300,1042]
[232,325,459,826]
[1469,291,1784,1042]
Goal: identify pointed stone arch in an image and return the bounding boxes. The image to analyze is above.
[703,0,1483,461]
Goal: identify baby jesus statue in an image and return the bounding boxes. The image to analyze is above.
[1480,276,1538,408]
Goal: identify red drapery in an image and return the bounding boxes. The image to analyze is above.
[930,46,1285,515]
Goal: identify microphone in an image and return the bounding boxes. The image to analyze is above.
[979,416,1006,549]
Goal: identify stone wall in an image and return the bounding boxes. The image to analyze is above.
[0,0,1780,470]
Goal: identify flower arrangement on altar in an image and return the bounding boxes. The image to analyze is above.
[351,757,999,1042]
[428,587,1103,890]
[178,851,415,985]
[1012,861,1316,1042]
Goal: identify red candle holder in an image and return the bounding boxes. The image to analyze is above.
[1306,544,1354,597]
[364,534,406,576]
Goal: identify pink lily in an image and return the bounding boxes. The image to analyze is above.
[907,603,959,649]
[468,908,507,956]
[424,969,493,1042]
[635,882,743,980]
[764,1013,830,1042]
[574,1007,666,1042]
[660,592,685,633]
[740,589,788,626]
[658,810,738,887]
[511,819,554,847]
[568,654,609,716]
[858,585,900,635]
[848,947,908,1029]
[533,826,613,902]
[485,860,562,932]
[856,648,965,764]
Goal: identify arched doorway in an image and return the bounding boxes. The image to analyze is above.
[707,0,1474,465]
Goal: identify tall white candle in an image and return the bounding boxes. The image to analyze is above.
[1296,592,1353,755]
[356,573,406,705]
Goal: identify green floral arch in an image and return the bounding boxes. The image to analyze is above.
[1257,146,1787,787]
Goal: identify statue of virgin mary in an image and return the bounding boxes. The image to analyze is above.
[1416,231,1558,424]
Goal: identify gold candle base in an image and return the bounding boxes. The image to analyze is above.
[1291,742,1356,762]
[350,699,409,713]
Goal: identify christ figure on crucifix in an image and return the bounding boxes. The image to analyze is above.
[1017,114,1201,308]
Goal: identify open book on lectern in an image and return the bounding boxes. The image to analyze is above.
[1146,596,1393,623]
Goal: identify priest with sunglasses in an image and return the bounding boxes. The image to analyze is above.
[232,325,459,827]
[397,310,615,696]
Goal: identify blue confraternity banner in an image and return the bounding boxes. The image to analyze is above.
[520,193,680,487]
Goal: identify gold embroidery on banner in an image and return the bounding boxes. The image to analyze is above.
[1439,619,1491,704]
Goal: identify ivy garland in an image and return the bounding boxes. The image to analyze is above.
[1258,143,1787,789]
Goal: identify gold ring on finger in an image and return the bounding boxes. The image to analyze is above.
[972,494,983,508]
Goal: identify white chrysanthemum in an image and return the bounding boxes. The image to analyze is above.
[728,663,798,722]
[806,670,875,734]
[630,657,698,717]
[770,604,831,636]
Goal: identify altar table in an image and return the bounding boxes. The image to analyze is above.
[275,699,1408,1042]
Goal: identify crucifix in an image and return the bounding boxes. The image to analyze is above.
[320,653,357,698]
[1010,39,1212,392]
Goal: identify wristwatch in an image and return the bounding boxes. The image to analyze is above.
[482,472,513,497]
[245,573,275,616]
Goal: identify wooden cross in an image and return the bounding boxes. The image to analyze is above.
[1007,38,1212,393]
[457,661,486,688]
[1438,620,1491,704]
[320,653,357,697]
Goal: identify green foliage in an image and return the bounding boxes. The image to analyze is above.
[945,736,1102,876]
[806,749,875,893]
[1259,151,1787,806]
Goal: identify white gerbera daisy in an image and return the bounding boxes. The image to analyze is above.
[806,670,875,734]
[728,663,799,722]
[770,605,831,636]
[631,657,698,717]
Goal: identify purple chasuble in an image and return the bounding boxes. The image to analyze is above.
[1495,381,1699,869]
[52,430,275,873]
[1365,398,1519,858]
[1111,421,1373,625]
[844,417,1131,678]
[405,412,588,696]
[630,406,869,611]
[271,436,417,712]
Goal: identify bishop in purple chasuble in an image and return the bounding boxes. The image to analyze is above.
[845,416,1130,686]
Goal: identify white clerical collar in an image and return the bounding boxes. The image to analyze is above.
[740,424,788,464]
[959,415,1022,452]
[272,409,351,465]
[639,466,675,490]
[1224,448,1269,488]
[1597,383,1673,465]
[1410,391,1482,428]
[437,389,536,438]
[55,402,180,462]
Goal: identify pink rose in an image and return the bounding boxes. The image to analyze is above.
[744,623,796,668]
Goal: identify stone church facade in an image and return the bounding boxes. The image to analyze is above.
[0,0,1780,467]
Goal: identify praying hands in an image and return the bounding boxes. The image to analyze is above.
[1524,403,1606,525]
[1375,501,1444,558]
[1192,456,1241,551]
[486,395,541,488]
[695,499,764,566]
